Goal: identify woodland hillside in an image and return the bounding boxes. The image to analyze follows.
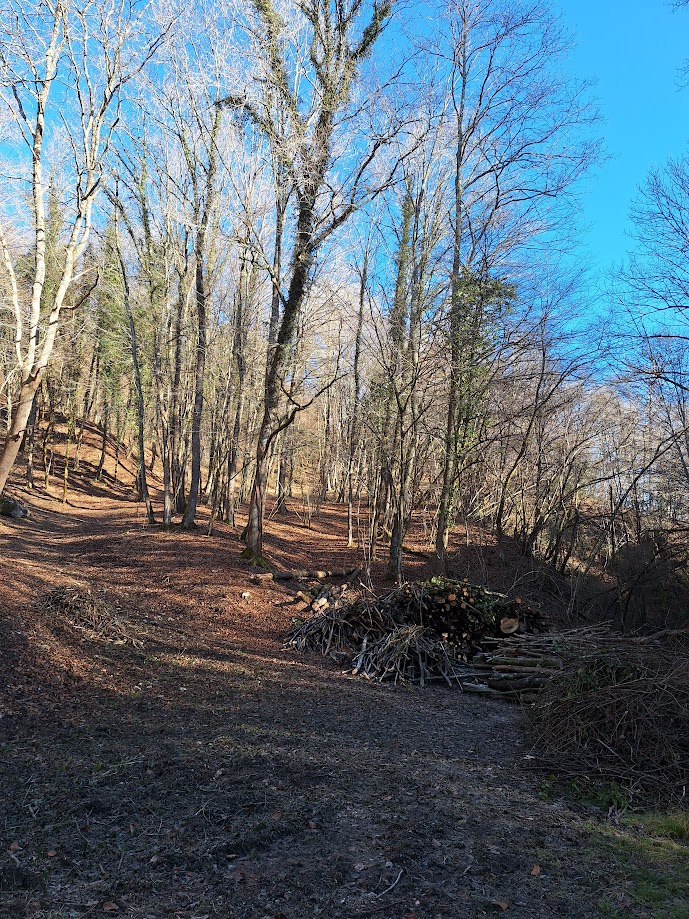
[1,0,689,625]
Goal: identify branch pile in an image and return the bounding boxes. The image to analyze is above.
[524,628,689,802]
[286,577,552,695]
[36,587,143,648]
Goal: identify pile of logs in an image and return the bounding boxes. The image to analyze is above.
[286,577,555,699]
[398,577,547,641]
[452,637,564,701]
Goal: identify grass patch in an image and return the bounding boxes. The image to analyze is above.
[639,811,689,843]
[587,810,689,918]
[537,773,630,812]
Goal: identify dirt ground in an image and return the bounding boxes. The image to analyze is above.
[1,460,624,918]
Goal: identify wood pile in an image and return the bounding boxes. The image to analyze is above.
[453,638,564,701]
[285,577,553,698]
[400,577,547,641]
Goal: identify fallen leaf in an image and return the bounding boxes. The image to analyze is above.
[530,864,541,876]
[102,903,119,912]
[308,820,317,829]
[47,850,57,857]
[490,902,509,911]
[9,842,20,853]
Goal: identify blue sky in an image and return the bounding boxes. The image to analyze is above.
[556,0,689,272]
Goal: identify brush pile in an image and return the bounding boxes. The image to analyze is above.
[36,587,143,647]
[524,627,689,802]
[286,577,551,695]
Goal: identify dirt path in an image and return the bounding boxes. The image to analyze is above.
[1,486,606,918]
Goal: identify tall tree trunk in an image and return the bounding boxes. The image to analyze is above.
[243,186,320,562]
[275,432,289,514]
[320,389,332,501]
[183,107,220,529]
[170,276,187,515]
[117,233,155,524]
[0,375,45,493]
[226,232,253,526]
[96,402,109,480]
[227,389,246,527]
[388,185,426,582]
[182,257,207,528]
[347,252,367,547]
[434,31,467,575]
[82,344,99,422]
[23,395,38,489]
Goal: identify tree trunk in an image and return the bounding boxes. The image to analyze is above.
[0,377,42,494]
[117,236,155,524]
[275,433,289,514]
[434,31,467,576]
[348,253,367,547]
[182,107,220,529]
[243,178,322,562]
[182,257,207,528]
[96,402,109,480]
[227,389,245,527]
[23,395,38,489]
[170,278,187,515]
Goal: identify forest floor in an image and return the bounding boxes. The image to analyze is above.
[1,448,687,918]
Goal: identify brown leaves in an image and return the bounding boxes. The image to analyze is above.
[530,863,542,876]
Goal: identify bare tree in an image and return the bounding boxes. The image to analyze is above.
[428,0,598,572]
[0,0,168,494]
[222,0,399,563]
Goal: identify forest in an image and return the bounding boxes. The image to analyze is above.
[1,0,689,917]
[2,0,689,616]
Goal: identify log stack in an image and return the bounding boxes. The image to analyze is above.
[393,577,547,642]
